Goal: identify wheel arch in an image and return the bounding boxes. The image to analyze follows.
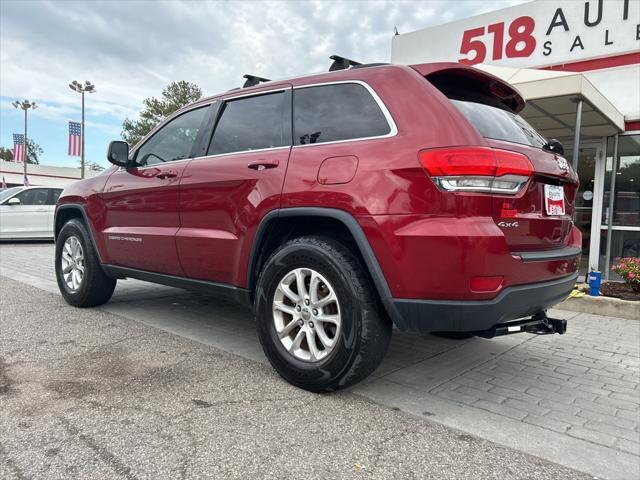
[247,208,405,328]
[55,204,105,266]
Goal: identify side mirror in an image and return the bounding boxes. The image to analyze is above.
[7,197,21,206]
[107,141,130,167]
[543,138,565,156]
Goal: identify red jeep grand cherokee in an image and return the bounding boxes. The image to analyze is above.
[54,60,581,392]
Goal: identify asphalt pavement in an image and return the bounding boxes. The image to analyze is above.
[0,276,592,480]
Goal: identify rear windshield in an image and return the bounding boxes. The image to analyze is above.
[451,99,547,149]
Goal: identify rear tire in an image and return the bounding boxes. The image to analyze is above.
[255,236,392,392]
[55,218,116,307]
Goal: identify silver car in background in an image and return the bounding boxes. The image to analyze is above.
[0,186,63,240]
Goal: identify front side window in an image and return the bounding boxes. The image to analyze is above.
[134,106,208,167]
[0,187,22,203]
[294,83,391,146]
[208,91,289,156]
[13,189,48,206]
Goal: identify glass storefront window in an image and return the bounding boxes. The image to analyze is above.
[602,134,640,227]
[601,133,640,278]
[600,229,640,280]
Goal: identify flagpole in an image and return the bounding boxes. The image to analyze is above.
[11,100,37,184]
[69,81,95,179]
[81,89,85,179]
[23,107,27,180]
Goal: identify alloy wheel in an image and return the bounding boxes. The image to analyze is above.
[272,267,342,362]
[60,236,85,292]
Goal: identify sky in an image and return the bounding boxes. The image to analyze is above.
[0,0,526,168]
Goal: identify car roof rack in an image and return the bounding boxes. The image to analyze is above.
[329,55,362,71]
[242,74,271,88]
[351,62,390,69]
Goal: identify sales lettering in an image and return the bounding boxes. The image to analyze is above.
[458,2,639,65]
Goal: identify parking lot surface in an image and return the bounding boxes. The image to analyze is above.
[1,243,639,479]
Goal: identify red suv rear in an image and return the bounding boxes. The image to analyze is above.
[54,61,581,392]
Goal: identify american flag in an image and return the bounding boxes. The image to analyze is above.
[68,121,81,157]
[13,134,25,162]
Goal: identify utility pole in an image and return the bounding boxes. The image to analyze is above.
[12,100,37,182]
[69,80,96,179]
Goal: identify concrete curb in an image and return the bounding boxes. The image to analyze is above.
[559,294,639,320]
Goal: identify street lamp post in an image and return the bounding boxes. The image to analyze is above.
[12,100,37,183]
[69,80,96,179]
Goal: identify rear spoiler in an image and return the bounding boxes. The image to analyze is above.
[410,63,525,113]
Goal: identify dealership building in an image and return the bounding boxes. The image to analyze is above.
[392,0,639,280]
[0,160,98,188]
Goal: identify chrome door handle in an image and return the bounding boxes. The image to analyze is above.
[248,160,279,171]
[156,170,178,179]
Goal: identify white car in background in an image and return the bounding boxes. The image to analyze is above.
[0,186,63,240]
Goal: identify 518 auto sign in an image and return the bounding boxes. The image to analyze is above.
[458,0,639,67]
[391,0,639,69]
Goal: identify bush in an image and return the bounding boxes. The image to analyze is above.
[611,257,640,292]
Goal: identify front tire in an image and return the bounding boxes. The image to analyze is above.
[55,218,116,307]
[255,236,391,392]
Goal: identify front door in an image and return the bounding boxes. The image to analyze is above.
[177,87,292,285]
[101,105,210,275]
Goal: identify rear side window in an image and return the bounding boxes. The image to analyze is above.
[208,91,289,155]
[451,99,547,148]
[49,189,63,205]
[294,84,391,145]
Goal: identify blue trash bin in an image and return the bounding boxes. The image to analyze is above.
[588,271,601,296]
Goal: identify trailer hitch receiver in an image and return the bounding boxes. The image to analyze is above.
[475,312,567,339]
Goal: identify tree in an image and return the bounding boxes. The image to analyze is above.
[0,147,13,161]
[25,139,42,165]
[84,160,105,172]
[121,80,203,146]
[0,141,41,164]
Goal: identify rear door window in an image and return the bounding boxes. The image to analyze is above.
[293,83,391,145]
[49,188,63,205]
[451,99,547,148]
[208,91,290,156]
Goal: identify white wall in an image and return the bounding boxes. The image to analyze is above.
[0,160,100,187]
[584,65,640,121]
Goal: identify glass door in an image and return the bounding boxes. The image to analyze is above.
[570,142,603,279]
[600,134,640,279]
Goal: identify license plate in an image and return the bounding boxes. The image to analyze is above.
[544,184,565,216]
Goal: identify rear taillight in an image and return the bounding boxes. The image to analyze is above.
[419,147,533,194]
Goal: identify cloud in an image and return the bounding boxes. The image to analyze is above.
[1,0,526,110]
[1,0,526,159]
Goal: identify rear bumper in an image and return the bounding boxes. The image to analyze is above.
[392,272,578,333]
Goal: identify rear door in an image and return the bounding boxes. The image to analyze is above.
[101,105,211,275]
[177,87,292,285]
[45,188,63,233]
